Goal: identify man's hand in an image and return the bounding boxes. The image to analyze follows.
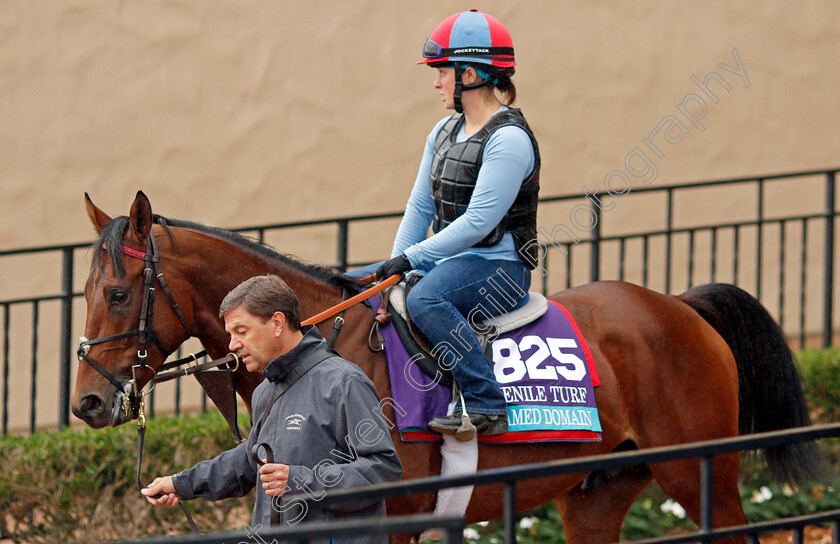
[376,254,412,281]
[259,462,290,497]
[141,476,181,507]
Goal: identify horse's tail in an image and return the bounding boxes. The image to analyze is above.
[678,283,826,483]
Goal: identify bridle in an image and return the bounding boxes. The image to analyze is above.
[75,227,397,535]
[77,229,210,534]
[77,230,194,423]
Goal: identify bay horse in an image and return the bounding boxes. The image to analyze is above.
[72,191,822,544]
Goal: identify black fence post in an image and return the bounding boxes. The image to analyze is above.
[504,480,517,544]
[824,171,836,348]
[444,524,464,544]
[665,188,673,294]
[700,455,714,544]
[336,219,349,273]
[589,199,601,283]
[58,247,74,429]
[30,301,39,434]
[2,303,8,436]
[756,179,765,301]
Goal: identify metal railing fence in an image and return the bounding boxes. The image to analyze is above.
[118,513,464,544]
[0,167,837,433]
[309,423,840,544]
[114,423,840,544]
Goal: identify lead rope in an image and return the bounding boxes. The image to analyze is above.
[136,398,199,534]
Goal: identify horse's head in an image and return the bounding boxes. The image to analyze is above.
[72,191,195,428]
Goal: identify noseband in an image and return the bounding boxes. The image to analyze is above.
[77,231,193,420]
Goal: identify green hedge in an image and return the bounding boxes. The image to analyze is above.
[0,411,253,543]
[2,348,839,543]
[798,347,840,424]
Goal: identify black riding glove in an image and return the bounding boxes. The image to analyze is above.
[376,254,412,280]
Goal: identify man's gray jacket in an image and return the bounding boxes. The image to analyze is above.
[172,325,403,543]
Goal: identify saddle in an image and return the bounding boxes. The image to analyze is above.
[381,279,549,387]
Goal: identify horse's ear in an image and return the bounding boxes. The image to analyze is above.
[129,191,153,243]
[85,193,112,235]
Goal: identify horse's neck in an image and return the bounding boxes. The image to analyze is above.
[177,228,388,405]
[172,228,345,355]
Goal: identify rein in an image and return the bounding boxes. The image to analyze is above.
[301,273,399,325]
[154,351,239,383]
[78,233,213,534]
[78,238,396,534]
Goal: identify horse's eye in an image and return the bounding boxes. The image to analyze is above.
[109,290,128,305]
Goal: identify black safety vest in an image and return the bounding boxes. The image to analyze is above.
[429,108,540,268]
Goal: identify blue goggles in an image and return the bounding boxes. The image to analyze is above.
[422,38,513,61]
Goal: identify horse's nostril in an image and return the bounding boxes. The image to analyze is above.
[79,393,105,416]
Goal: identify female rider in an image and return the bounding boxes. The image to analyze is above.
[376,10,540,440]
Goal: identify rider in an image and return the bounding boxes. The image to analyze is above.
[376,10,540,439]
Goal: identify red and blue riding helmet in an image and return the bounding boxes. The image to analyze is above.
[419,10,516,113]
[418,9,515,68]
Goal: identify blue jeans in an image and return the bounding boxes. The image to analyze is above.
[406,256,531,415]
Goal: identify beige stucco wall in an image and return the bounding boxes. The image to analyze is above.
[0,1,838,430]
[2,1,838,250]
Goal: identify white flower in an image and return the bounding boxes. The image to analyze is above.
[477,521,490,527]
[660,499,687,519]
[463,528,480,541]
[519,517,537,530]
[783,484,795,497]
[751,486,773,504]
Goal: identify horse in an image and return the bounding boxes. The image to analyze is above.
[72,191,823,544]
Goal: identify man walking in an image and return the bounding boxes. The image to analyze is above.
[142,275,402,543]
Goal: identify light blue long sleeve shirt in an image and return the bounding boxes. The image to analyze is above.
[391,108,536,267]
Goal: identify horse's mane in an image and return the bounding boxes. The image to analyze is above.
[92,215,362,294]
